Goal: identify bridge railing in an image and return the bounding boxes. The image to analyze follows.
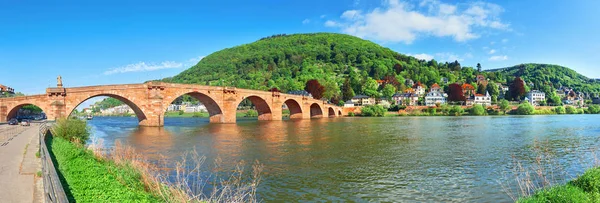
[39,121,69,203]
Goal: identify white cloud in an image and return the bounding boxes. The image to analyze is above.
[104,61,183,75]
[324,20,340,27]
[489,55,508,61]
[436,52,464,62]
[302,19,310,24]
[501,38,509,43]
[324,0,510,43]
[320,15,327,19]
[410,53,434,61]
[488,49,496,54]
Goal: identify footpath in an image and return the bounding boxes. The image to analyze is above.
[0,124,43,203]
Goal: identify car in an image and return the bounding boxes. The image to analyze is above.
[8,118,18,125]
[20,119,30,126]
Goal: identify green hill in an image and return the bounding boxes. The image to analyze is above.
[486,63,600,93]
[165,32,599,104]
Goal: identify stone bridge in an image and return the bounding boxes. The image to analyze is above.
[0,82,344,126]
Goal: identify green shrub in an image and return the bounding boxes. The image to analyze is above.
[587,105,600,114]
[517,185,590,203]
[566,106,576,114]
[571,167,600,194]
[449,106,464,116]
[244,109,258,117]
[348,112,355,117]
[469,104,486,116]
[517,103,535,115]
[360,105,386,117]
[555,106,566,114]
[535,109,556,115]
[178,110,184,115]
[427,107,437,116]
[51,118,91,144]
[48,137,159,202]
[192,112,205,117]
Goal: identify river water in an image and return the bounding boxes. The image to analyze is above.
[87,115,600,202]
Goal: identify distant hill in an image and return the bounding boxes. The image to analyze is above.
[486,64,600,93]
[163,32,599,103]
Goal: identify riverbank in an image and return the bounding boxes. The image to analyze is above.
[518,167,600,202]
[47,136,161,202]
[164,109,291,118]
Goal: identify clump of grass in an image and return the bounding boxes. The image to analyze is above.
[36,171,42,177]
[517,184,590,203]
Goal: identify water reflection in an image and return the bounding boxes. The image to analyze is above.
[86,115,600,202]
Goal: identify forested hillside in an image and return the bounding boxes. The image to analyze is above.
[162,33,599,104]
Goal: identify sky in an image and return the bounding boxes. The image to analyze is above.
[1,0,599,100]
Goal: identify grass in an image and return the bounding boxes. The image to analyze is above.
[517,167,600,202]
[48,136,161,202]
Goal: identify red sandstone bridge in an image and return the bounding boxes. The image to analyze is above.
[0,82,344,126]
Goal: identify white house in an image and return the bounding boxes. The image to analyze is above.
[413,83,426,96]
[184,104,207,113]
[526,90,546,106]
[344,100,355,107]
[167,104,182,112]
[473,91,492,106]
[392,93,419,106]
[425,91,447,106]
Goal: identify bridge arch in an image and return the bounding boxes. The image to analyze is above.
[283,99,303,119]
[309,103,323,118]
[236,95,273,121]
[6,103,48,121]
[66,93,148,123]
[328,107,336,117]
[164,91,224,123]
[338,110,342,116]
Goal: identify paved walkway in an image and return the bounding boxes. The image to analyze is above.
[0,124,42,203]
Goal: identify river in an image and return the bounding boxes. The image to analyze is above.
[87,115,600,202]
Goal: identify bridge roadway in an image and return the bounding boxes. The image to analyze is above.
[0,82,345,126]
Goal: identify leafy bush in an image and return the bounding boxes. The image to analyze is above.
[587,105,600,114]
[469,104,486,116]
[244,109,258,117]
[192,112,204,117]
[517,185,590,203]
[449,106,464,116]
[51,118,91,144]
[566,106,576,114]
[571,167,600,194]
[554,106,566,114]
[427,107,437,116]
[360,105,386,117]
[178,110,184,115]
[48,137,160,202]
[348,112,355,117]
[516,103,535,115]
[534,109,556,115]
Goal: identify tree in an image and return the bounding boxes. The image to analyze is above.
[477,63,482,73]
[363,78,380,98]
[305,79,325,99]
[341,78,355,102]
[360,105,386,117]
[499,99,510,114]
[477,83,487,95]
[382,84,396,101]
[487,82,499,103]
[554,106,566,114]
[509,77,526,101]
[517,103,535,115]
[447,83,466,103]
[470,104,486,116]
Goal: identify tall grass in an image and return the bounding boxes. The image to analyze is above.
[499,139,600,202]
[88,139,263,203]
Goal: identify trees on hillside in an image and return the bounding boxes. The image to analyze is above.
[487,83,499,103]
[305,79,325,99]
[448,83,466,102]
[508,77,526,101]
[382,84,396,101]
[341,78,355,102]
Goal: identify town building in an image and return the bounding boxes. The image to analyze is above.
[351,95,375,106]
[593,97,600,105]
[476,75,488,86]
[526,90,546,106]
[167,104,182,112]
[472,91,492,106]
[425,91,447,106]
[413,82,426,96]
[100,104,133,115]
[344,100,355,107]
[0,84,14,94]
[392,93,419,106]
[430,83,441,93]
[287,90,312,98]
[440,77,449,85]
[184,104,207,113]
[462,83,475,97]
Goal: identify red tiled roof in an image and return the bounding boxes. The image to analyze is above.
[431,83,440,88]
[475,94,485,97]
[462,84,475,90]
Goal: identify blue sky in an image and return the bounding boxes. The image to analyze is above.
[1,0,599,97]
